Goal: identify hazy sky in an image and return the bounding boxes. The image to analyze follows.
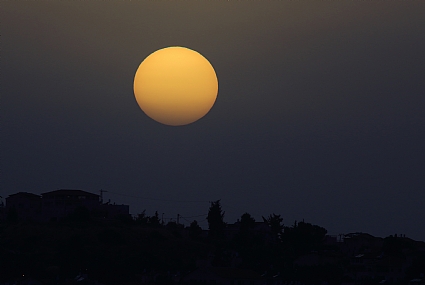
[2,1,425,240]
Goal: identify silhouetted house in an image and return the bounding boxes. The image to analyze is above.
[180,267,264,285]
[341,232,383,256]
[41,189,100,221]
[3,189,130,222]
[97,203,130,219]
[5,192,42,221]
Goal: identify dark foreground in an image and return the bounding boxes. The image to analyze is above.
[0,212,424,285]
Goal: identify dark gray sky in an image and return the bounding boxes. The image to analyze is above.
[2,1,425,240]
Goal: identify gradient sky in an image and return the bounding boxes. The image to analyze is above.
[2,1,425,240]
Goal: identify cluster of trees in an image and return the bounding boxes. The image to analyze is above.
[204,200,425,284]
[134,210,162,227]
[204,200,331,276]
[206,200,326,246]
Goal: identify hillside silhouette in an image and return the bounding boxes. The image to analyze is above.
[1,197,424,285]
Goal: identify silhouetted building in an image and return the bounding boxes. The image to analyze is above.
[97,203,130,219]
[5,192,42,221]
[4,189,130,222]
[41,189,100,221]
[341,232,384,256]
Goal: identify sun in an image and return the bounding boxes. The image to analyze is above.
[133,47,218,126]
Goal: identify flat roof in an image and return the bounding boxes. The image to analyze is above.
[7,192,41,199]
[41,189,99,197]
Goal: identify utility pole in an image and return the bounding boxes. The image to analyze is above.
[177,214,180,225]
[100,189,108,204]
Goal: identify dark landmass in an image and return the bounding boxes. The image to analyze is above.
[0,201,424,285]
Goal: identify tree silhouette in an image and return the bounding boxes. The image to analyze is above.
[135,210,149,226]
[240,212,256,232]
[263,213,283,242]
[229,212,268,270]
[148,211,161,227]
[188,220,202,239]
[207,200,225,238]
[282,221,327,258]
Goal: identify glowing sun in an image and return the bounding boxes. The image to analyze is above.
[133,47,218,126]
